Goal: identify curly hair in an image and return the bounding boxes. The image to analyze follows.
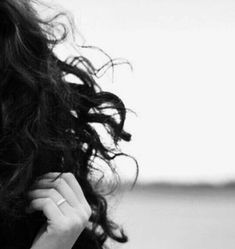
[0,0,138,248]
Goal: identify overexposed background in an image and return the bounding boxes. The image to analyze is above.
[44,0,235,184]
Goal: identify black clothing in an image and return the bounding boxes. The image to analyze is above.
[0,211,46,249]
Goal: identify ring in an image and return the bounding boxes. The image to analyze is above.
[56,198,67,207]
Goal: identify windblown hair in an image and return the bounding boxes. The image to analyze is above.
[0,0,138,248]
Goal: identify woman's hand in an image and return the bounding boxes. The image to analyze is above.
[26,172,92,249]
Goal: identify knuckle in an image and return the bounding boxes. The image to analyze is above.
[44,197,53,206]
[74,207,90,222]
[48,188,57,196]
[59,178,66,187]
[63,172,74,181]
[52,178,63,188]
[84,202,92,216]
[87,207,92,218]
[60,177,66,184]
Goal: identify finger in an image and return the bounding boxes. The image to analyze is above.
[40,172,91,213]
[28,188,75,217]
[32,177,81,209]
[29,197,64,222]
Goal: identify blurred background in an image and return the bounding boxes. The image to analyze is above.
[41,0,235,248]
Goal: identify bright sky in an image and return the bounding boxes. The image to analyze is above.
[43,0,235,183]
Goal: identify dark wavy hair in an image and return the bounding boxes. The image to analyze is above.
[0,0,138,248]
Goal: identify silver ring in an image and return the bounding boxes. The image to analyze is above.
[56,198,66,207]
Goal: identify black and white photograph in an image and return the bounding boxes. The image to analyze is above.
[1,0,235,249]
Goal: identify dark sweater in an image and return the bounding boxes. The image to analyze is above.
[0,211,100,249]
[0,211,46,249]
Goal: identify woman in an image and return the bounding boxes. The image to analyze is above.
[0,0,138,249]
